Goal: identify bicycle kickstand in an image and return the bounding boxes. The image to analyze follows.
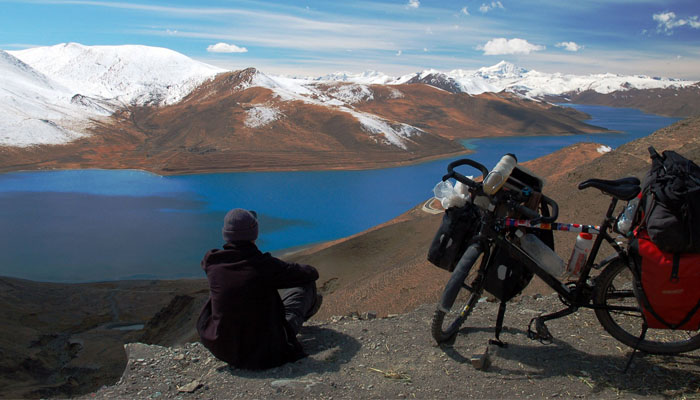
[489,302,508,348]
[527,306,577,344]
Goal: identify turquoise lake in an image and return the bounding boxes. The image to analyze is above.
[0,105,679,282]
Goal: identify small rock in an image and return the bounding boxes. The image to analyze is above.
[470,345,491,371]
[177,380,202,393]
[362,311,378,320]
[173,354,185,361]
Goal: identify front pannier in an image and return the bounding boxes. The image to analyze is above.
[427,202,481,272]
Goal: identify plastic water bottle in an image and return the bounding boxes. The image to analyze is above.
[433,181,468,209]
[483,154,517,195]
[517,231,565,277]
[616,197,640,236]
[566,233,594,278]
[433,180,454,199]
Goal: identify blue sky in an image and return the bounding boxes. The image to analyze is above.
[1,0,699,79]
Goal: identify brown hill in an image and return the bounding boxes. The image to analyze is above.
[0,69,605,175]
[545,83,700,117]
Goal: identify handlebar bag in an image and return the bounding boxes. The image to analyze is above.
[630,230,700,330]
[427,202,481,272]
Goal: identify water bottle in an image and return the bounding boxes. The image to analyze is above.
[517,231,565,277]
[616,197,640,236]
[433,180,454,199]
[433,181,468,209]
[483,154,517,195]
[566,233,594,278]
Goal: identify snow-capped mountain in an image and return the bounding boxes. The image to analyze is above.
[1,43,697,153]
[317,60,696,97]
[0,50,94,147]
[9,43,224,106]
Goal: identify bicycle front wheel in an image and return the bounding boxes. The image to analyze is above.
[431,243,487,343]
[594,258,700,354]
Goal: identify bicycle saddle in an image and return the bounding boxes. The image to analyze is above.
[578,177,641,201]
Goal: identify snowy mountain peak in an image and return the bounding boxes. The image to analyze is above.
[477,61,528,79]
[0,50,60,91]
[9,43,224,106]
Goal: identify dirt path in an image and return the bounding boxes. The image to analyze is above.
[86,295,700,399]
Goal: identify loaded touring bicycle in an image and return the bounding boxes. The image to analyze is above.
[428,151,700,360]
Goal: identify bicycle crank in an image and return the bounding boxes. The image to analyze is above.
[527,317,553,344]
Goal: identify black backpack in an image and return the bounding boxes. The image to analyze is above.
[640,147,700,254]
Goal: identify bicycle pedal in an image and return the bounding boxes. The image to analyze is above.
[527,317,553,344]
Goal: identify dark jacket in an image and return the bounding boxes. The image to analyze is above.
[196,241,319,370]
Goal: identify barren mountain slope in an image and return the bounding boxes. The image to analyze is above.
[0,68,608,174]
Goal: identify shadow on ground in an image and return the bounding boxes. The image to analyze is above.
[439,326,700,398]
[218,325,361,379]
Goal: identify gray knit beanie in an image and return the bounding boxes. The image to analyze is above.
[222,209,258,243]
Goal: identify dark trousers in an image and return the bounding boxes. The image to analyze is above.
[279,282,319,336]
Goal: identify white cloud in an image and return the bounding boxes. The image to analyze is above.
[206,42,248,53]
[479,1,504,13]
[396,50,403,56]
[461,6,470,16]
[406,0,420,9]
[478,38,545,55]
[556,41,583,52]
[653,11,700,34]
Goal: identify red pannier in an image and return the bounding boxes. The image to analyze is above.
[631,230,700,330]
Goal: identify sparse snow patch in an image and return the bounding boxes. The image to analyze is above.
[344,109,423,149]
[388,88,404,99]
[244,105,283,128]
[326,84,374,104]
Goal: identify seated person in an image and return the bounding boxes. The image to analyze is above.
[197,208,322,369]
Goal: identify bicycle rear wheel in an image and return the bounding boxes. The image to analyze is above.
[594,258,700,354]
[431,243,487,343]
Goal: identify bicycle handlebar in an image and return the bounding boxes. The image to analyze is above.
[512,194,559,224]
[441,156,558,223]
[442,159,489,188]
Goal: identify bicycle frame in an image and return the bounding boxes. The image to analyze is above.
[490,194,631,312]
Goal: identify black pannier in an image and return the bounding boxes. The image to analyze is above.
[427,202,481,272]
[640,146,700,254]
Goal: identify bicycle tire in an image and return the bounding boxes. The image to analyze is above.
[594,258,700,354]
[431,243,487,343]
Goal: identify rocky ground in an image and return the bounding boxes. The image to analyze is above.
[86,294,700,399]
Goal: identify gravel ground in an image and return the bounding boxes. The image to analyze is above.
[85,295,700,399]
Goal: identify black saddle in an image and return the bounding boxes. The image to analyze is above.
[578,177,641,201]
